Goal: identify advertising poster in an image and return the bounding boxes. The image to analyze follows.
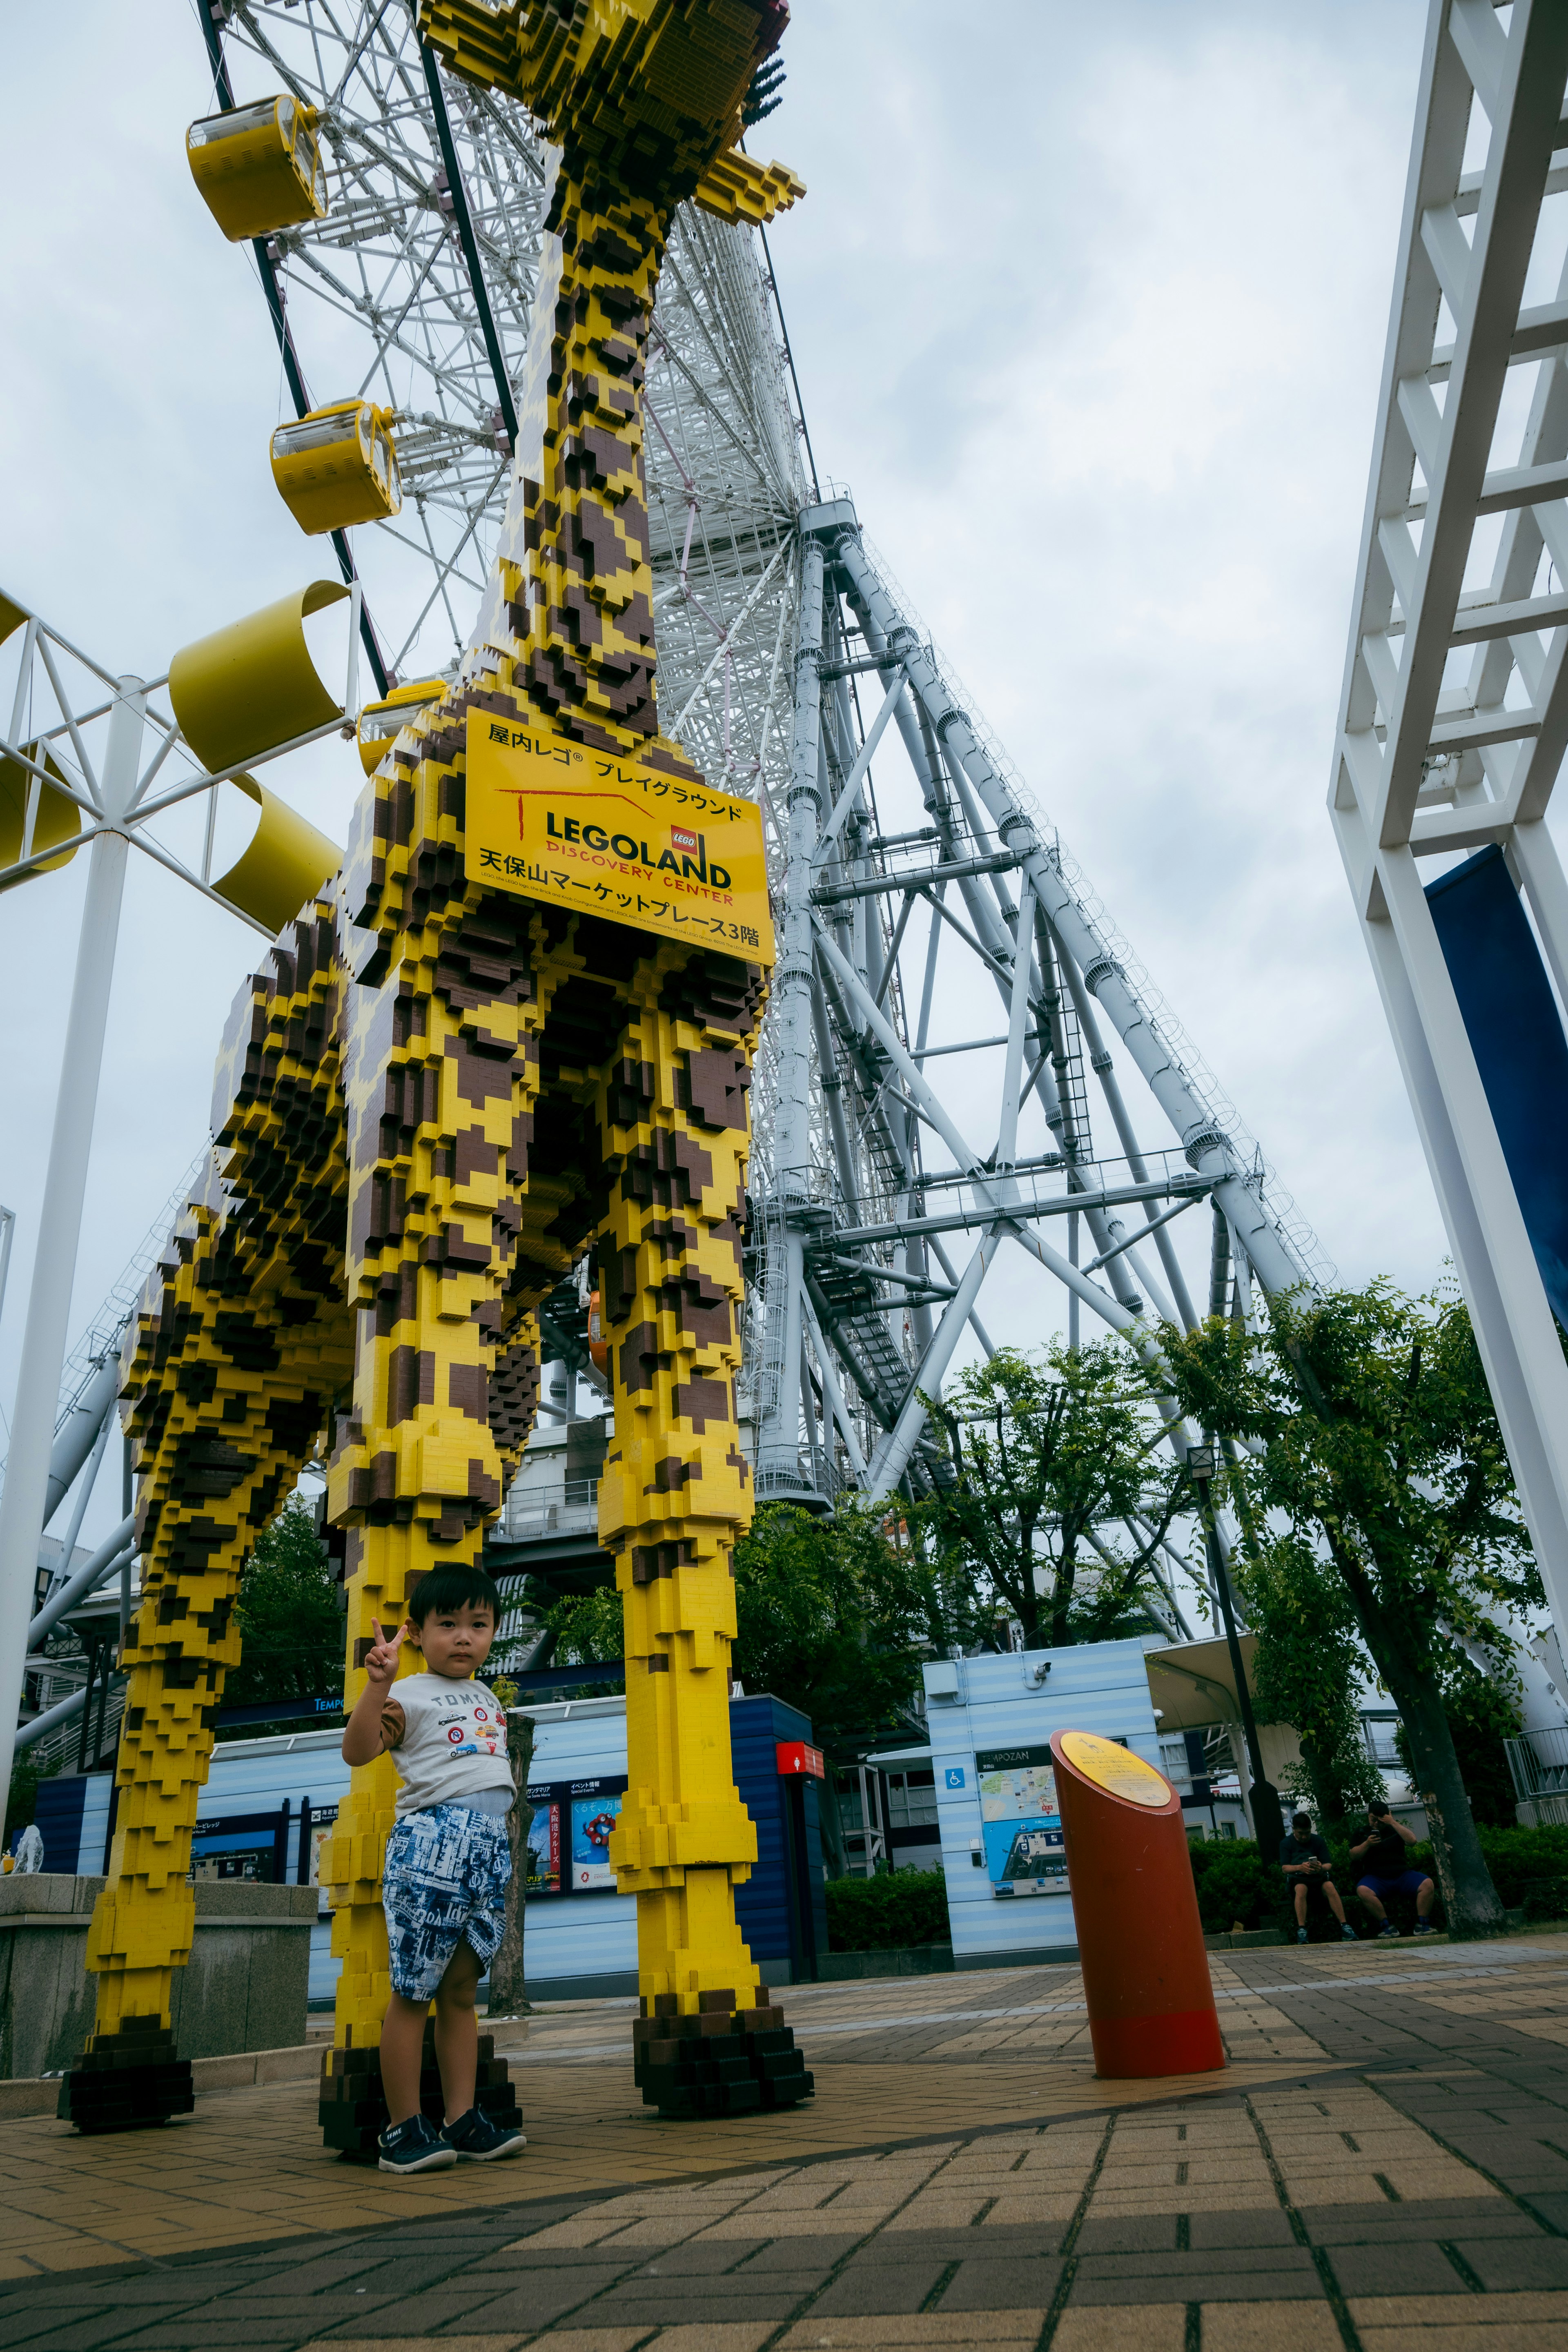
[307,1804,339,1891]
[570,1782,624,1891]
[525,1795,560,1895]
[976,1743,1069,1891]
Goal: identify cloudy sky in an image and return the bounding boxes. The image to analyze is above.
[2,0,1489,1550]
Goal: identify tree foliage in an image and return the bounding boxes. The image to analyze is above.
[1158,1279,1539,1937]
[1233,1531,1388,1831]
[545,1501,953,1754]
[1394,1657,1520,1829]
[223,1499,345,1715]
[916,1341,1185,1648]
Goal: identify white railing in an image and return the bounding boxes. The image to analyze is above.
[1506,1725,1568,1803]
[498,1477,599,1544]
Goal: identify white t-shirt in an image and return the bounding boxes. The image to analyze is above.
[389,1670,515,1819]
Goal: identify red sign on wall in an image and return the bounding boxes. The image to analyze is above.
[776,1740,825,1780]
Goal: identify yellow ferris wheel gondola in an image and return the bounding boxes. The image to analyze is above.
[356,679,447,773]
[270,401,401,535]
[186,96,327,242]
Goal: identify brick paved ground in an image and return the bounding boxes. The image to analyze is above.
[8,1931,1568,2348]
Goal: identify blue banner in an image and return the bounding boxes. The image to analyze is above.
[1425,845,1568,1330]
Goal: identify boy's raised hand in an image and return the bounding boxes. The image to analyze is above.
[364,1618,408,1688]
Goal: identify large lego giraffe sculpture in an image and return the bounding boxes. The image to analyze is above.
[60,0,812,2146]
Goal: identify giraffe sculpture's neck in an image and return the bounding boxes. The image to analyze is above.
[489,162,670,751]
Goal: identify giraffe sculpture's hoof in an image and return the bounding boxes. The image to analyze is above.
[58,2020,195,2134]
[632,1990,815,2118]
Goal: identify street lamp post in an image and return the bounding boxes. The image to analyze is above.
[1187,1440,1285,1860]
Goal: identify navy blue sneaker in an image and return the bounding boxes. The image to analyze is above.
[441,2105,527,2161]
[378,2112,457,2174]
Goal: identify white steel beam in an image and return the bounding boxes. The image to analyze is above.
[1329,0,1568,1606]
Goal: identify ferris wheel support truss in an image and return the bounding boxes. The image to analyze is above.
[1328,0,1568,1611]
[752,500,1320,1508]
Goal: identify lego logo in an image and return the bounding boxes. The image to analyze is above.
[672,827,697,853]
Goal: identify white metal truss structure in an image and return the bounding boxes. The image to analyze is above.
[1327,0,1568,1611]
[202,0,550,689]
[193,3,1327,1536]
[0,582,365,1798]
[751,500,1328,1512]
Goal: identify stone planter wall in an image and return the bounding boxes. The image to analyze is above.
[0,1874,315,2079]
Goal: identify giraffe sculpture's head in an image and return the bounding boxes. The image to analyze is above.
[420,0,791,205]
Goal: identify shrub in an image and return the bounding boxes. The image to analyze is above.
[1189,1841,1278,1933]
[825,1867,951,1952]
[1474,1824,1568,1921]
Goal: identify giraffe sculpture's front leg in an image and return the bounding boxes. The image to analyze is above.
[318,725,574,2154]
[597,951,815,2115]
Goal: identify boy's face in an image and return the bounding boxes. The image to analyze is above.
[408,1599,496,1679]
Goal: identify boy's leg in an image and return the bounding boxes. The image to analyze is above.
[381,1990,432,2126]
[1356,1880,1387,1922]
[1416,1875,1436,1919]
[1323,1881,1348,1923]
[433,1938,483,2123]
[1292,1881,1307,1923]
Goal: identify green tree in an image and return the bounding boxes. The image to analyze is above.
[1234,1532,1387,1833]
[1394,1657,1520,1829]
[918,1341,1185,1648]
[223,1499,345,1717]
[543,1501,953,1753]
[4,1752,59,1849]
[1159,1280,1539,1938]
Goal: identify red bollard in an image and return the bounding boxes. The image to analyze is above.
[1051,1728,1225,2079]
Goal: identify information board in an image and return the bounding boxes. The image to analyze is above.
[466,710,776,962]
[975,1743,1068,1893]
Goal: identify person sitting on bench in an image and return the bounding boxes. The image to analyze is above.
[1280,1811,1356,1944]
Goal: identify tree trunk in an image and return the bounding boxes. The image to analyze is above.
[1300,1734,1353,1839]
[1049,1542,1077,1647]
[487,1713,535,2015]
[1370,1642,1505,1940]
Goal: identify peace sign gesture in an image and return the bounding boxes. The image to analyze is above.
[363,1618,408,1688]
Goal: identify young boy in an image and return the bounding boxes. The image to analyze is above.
[342,1562,528,2174]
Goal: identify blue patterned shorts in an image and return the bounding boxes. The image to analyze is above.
[382,1804,512,2001]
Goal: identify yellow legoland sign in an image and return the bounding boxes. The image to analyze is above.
[466,710,775,964]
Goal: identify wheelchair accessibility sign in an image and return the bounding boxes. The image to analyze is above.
[944,1766,967,1790]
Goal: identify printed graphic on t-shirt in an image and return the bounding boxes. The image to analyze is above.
[434,1689,508,1764]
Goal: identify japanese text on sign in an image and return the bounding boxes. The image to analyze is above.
[466,711,776,962]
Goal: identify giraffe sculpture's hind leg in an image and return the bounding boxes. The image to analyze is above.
[61,908,353,2133]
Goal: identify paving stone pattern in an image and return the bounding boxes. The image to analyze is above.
[10,1937,1568,2347]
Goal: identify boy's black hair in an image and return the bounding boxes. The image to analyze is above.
[407,1564,503,1626]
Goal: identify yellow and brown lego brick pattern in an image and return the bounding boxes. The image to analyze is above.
[69,0,808,2139]
[63,901,356,2129]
